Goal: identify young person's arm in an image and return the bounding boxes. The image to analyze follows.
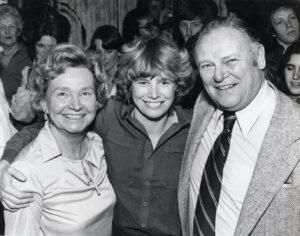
[0,122,43,211]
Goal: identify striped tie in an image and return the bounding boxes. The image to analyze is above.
[193,111,236,236]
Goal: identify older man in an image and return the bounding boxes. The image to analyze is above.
[178,17,300,236]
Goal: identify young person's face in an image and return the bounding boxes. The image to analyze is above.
[95,39,119,73]
[131,76,177,122]
[284,53,300,95]
[137,16,158,39]
[271,7,300,47]
[179,17,203,42]
[35,35,57,63]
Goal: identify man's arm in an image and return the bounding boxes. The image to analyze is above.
[0,122,43,211]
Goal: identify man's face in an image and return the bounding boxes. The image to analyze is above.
[137,16,158,39]
[196,27,265,111]
[271,8,300,46]
[179,17,203,42]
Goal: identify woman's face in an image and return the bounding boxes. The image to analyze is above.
[35,35,57,63]
[284,53,300,96]
[131,75,177,123]
[271,8,300,46]
[0,16,18,47]
[94,39,118,73]
[42,67,97,135]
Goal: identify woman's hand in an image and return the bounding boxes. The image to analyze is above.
[0,160,33,211]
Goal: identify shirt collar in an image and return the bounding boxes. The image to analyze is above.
[39,122,97,167]
[236,80,275,136]
[213,81,275,137]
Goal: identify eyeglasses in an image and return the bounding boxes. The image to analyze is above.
[138,23,154,30]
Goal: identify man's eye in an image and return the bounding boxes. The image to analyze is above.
[275,20,282,26]
[200,64,212,70]
[226,59,238,65]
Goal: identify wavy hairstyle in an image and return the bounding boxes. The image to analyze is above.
[27,44,107,112]
[116,32,193,104]
[0,4,23,32]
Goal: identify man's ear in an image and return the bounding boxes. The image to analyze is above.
[40,100,48,114]
[256,44,266,70]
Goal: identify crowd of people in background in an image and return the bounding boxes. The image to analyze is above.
[0,0,300,235]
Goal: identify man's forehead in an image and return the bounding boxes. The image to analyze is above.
[198,26,248,47]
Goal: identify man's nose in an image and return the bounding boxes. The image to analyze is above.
[214,65,225,82]
[286,19,293,28]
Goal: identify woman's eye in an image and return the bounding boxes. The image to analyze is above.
[286,65,295,71]
[136,80,149,86]
[57,92,68,97]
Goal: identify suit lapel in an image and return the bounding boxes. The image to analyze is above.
[234,93,300,235]
[178,92,215,235]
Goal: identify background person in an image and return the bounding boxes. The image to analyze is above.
[263,0,300,88]
[278,40,300,103]
[10,20,67,127]
[0,4,32,102]
[178,17,300,236]
[4,44,115,236]
[89,25,124,97]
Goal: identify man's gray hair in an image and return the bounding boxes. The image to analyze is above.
[194,17,260,62]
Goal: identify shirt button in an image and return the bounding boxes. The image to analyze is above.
[141,223,146,228]
[142,201,148,207]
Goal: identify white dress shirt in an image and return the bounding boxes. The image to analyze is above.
[189,81,276,236]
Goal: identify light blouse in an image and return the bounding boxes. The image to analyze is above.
[5,122,116,236]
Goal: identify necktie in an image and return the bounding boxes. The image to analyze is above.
[193,111,236,236]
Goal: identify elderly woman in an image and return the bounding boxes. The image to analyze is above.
[0,32,193,235]
[4,44,115,235]
[0,4,32,102]
[278,41,300,103]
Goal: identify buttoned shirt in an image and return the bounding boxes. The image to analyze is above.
[95,98,192,236]
[5,122,116,236]
[189,81,276,236]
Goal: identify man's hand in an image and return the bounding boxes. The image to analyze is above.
[10,87,35,123]
[0,160,33,211]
